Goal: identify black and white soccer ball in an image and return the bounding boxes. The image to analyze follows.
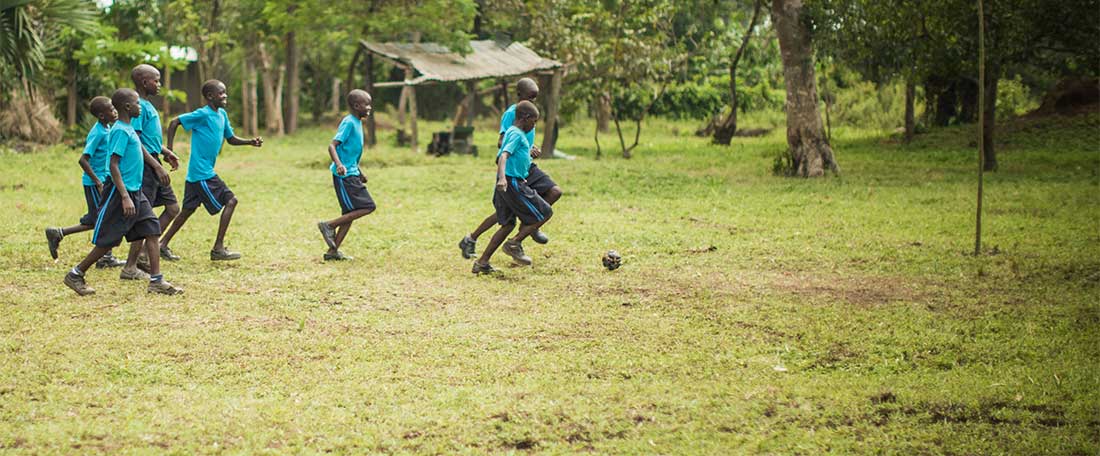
[602,250,622,270]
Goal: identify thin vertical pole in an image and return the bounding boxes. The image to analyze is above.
[975,0,985,256]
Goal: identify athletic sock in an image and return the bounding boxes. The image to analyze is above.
[150,274,163,283]
[70,266,83,276]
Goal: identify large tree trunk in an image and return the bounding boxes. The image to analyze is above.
[245,59,258,136]
[541,68,563,156]
[982,68,999,171]
[258,42,285,135]
[713,0,762,145]
[596,92,611,132]
[241,60,252,136]
[772,0,839,177]
[284,29,301,134]
[904,79,915,143]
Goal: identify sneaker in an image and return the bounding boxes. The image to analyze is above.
[318,222,337,250]
[459,235,477,259]
[210,249,241,261]
[502,240,532,266]
[64,271,95,296]
[471,262,499,275]
[323,250,353,261]
[119,267,150,281]
[96,252,126,269]
[531,230,550,245]
[160,245,181,261]
[45,227,63,259]
[147,279,183,295]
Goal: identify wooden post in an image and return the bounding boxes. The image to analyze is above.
[365,52,376,145]
[241,61,252,136]
[406,67,418,152]
[331,78,341,113]
[975,0,985,256]
[66,68,77,127]
[465,80,477,127]
[540,68,563,156]
[162,64,172,122]
[501,81,509,108]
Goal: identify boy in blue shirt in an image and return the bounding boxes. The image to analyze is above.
[317,90,376,261]
[161,79,263,261]
[472,101,553,273]
[63,89,182,296]
[44,96,125,268]
[131,64,183,261]
[459,78,563,260]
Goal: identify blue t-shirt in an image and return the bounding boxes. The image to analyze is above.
[499,104,536,145]
[135,98,163,156]
[81,122,111,186]
[330,114,364,177]
[180,105,235,182]
[498,126,532,179]
[106,120,144,192]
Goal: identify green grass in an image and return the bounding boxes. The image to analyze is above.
[1,112,1098,453]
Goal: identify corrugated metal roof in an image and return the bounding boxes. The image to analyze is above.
[360,40,563,85]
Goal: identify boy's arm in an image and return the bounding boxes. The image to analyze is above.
[166,118,181,152]
[161,145,180,171]
[109,155,135,217]
[142,144,170,186]
[496,152,510,192]
[328,140,346,176]
[498,133,505,149]
[77,155,102,191]
[227,136,263,147]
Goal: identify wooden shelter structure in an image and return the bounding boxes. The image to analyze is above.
[359,39,564,154]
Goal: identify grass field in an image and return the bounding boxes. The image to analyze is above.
[1,112,1098,453]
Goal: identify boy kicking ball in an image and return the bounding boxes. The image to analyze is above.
[64,89,182,296]
[472,101,553,273]
[317,90,376,261]
[160,79,263,261]
[44,96,125,268]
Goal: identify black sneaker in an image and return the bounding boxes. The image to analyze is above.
[64,271,95,296]
[531,230,549,245]
[502,240,532,266]
[459,235,477,259]
[211,249,242,261]
[160,245,181,261]
[96,252,126,269]
[45,227,63,259]
[471,262,498,275]
[318,222,337,250]
[323,250,353,261]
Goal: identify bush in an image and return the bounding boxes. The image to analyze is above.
[996,75,1040,120]
[0,94,63,144]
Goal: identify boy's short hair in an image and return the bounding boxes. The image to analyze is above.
[201,80,225,98]
[111,88,138,109]
[346,89,371,106]
[516,78,538,98]
[131,64,159,85]
[515,100,539,120]
[89,96,113,116]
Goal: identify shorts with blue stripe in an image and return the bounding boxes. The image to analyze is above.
[333,174,375,215]
[183,175,235,215]
[493,175,553,227]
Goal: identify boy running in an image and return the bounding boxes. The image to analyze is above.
[472,101,553,273]
[131,64,183,261]
[161,80,263,261]
[459,78,562,261]
[317,89,376,261]
[44,96,125,268]
[63,88,182,295]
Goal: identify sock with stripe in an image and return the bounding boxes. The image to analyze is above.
[150,274,163,283]
[70,266,83,276]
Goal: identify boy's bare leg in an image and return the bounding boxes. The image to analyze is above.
[143,235,162,276]
[331,223,352,253]
[212,198,237,252]
[158,203,180,235]
[468,214,498,241]
[160,207,195,247]
[511,217,551,244]
[476,223,515,266]
[123,240,143,269]
[543,186,562,205]
[324,208,372,229]
[75,246,112,273]
[60,224,94,236]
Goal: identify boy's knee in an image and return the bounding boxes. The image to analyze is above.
[164,204,181,217]
[226,197,238,208]
[547,186,563,203]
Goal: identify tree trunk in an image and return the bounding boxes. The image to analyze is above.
[982,68,999,171]
[247,59,258,136]
[258,42,285,135]
[284,29,301,134]
[713,0,762,145]
[407,67,418,152]
[241,60,252,136]
[541,68,563,156]
[958,78,979,124]
[364,52,376,145]
[596,92,611,132]
[932,79,957,127]
[331,78,341,113]
[904,79,915,143]
[162,64,172,122]
[66,67,77,127]
[772,0,839,177]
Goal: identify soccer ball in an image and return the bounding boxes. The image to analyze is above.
[602,250,622,270]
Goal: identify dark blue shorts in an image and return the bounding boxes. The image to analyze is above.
[141,154,178,207]
[183,176,235,215]
[79,184,104,226]
[90,182,160,248]
[493,176,553,226]
[333,174,376,215]
[525,163,558,196]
